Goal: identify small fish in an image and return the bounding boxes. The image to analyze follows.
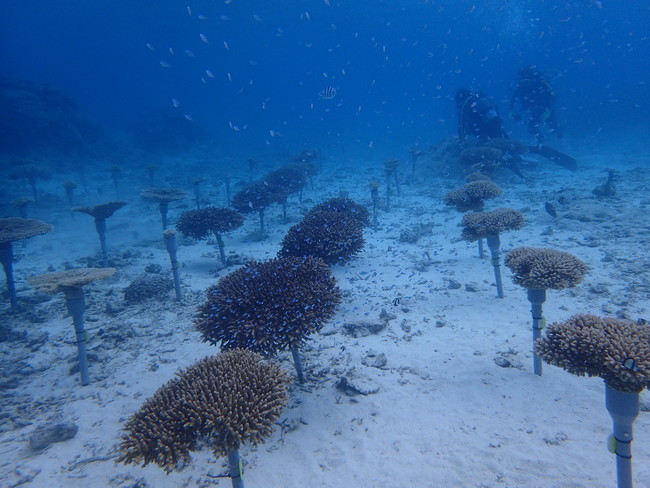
[223,41,230,50]
[227,72,232,81]
[393,297,401,306]
[184,49,195,57]
[186,5,192,16]
[199,33,209,44]
[168,47,174,55]
[197,14,207,20]
[183,114,193,121]
[160,61,171,68]
[146,42,155,50]
[171,98,181,108]
[205,69,215,78]
[319,86,337,100]
[220,15,230,21]
[544,201,557,217]
[622,358,638,371]
[252,14,263,22]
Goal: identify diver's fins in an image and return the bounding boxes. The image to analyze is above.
[527,145,577,171]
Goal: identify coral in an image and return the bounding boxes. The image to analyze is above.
[443,180,502,212]
[176,207,244,240]
[73,201,128,220]
[535,314,650,393]
[279,210,365,265]
[140,188,187,203]
[231,181,285,214]
[265,166,307,196]
[461,208,525,241]
[123,274,174,304]
[504,247,587,290]
[29,268,115,294]
[0,218,53,244]
[117,349,288,471]
[306,198,371,228]
[195,256,342,355]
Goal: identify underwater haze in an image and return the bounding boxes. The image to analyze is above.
[1,0,649,158]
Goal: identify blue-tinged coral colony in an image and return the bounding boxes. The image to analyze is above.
[1,2,650,488]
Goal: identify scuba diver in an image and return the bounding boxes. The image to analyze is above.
[455,88,508,142]
[509,66,562,142]
[453,86,576,173]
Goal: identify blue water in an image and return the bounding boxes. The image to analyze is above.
[1,0,648,157]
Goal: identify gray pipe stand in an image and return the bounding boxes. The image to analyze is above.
[95,218,108,268]
[606,384,639,488]
[526,288,546,376]
[0,243,17,310]
[164,232,183,302]
[291,346,305,383]
[227,449,244,488]
[63,286,90,386]
[485,234,504,298]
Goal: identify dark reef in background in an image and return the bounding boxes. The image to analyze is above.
[0,78,103,157]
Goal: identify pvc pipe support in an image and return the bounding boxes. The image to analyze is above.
[164,232,183,302]
[95,218,108,268]
[527,288,547,376]
[486,234,503,298]
[291,346,305,383]
[227,449,245,488]
[606,384,639,488]
[0,243,17,311]
[63,287,90,386]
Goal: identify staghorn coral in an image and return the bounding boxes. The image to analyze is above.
[117,349,288,471]
[176,206,244,265]
[176,207,244,240]
[231,180,286,235]
[443,180,502,212]
[278,209,365,265]
[461,208,525,241]
[504,246,587,290]
[265,166,308,196]
[306,198,371,228]
[195,256,342,355]
[231,181,285,214]
[535,314,650,393]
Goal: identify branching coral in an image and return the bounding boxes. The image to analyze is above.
[195,256,342,355]
[278,209,365,265]
[117,349,288,471]
[535,314,650,393]
[461,208,525,241]
[305,198,371,228]
[504,246,587,290]
[231,181,286,234]
[443,180,502,212]
[176,207,244,264]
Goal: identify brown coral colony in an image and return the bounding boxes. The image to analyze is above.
[118,349,288,471]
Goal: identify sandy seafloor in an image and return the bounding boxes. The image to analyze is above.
[1,137,649,488]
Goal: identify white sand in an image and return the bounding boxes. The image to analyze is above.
[1,141,649,488]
